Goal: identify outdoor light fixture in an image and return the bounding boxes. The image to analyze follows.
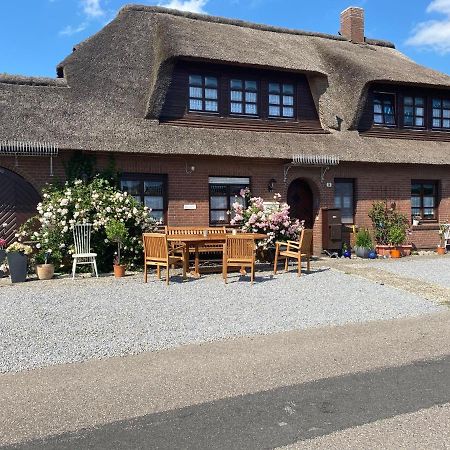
[268,178,277,192]
[185,162,196,174]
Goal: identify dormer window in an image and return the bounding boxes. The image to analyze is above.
[230,79,258,116]
[268,83,295,118]
[404,96,425,127]
[373,92,396,125]
[432,98,450,129]
[188,75,218,112]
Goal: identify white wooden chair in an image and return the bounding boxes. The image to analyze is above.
[72,223,98,279]
[444,224,450,249]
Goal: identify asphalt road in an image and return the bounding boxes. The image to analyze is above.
[1,312,450,449]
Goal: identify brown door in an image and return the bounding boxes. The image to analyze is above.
[0,167,41,245]
[287,179,314,228]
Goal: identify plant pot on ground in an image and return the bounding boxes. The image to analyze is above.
[354,228,373,259]
[437,246,446,255]
[106,220,128,278]
[36,264,55,280]
[388,224,407,259]
[35,249,59,280]
[6,243,32,283]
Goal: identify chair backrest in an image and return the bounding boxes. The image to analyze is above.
[299,229,313,255]
[143,233,168,260]
[225,235,255,260]
[73,223,93,254]
[166,226,226,236]
[444,225,450,240]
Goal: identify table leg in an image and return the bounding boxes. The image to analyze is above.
[194,244,200,278]
[184,243,190,277]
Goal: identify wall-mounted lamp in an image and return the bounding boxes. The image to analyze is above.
[185,162,195,175]
[268,178,277,193]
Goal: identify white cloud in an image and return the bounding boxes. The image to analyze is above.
[158,0,208,14]
[406,0,450,53]
[81,0,105,18]
[59,22,88,36]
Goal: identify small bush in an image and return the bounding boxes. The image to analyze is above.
[355,228,373,249]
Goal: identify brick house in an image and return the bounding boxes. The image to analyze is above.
[1,5,449,254]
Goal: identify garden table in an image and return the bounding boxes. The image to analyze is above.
[167,233,267,277]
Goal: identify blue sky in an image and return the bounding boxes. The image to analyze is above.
[1,0,449,77]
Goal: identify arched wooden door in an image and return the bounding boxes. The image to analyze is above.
[0,167,41,244]
[287,178,314,228]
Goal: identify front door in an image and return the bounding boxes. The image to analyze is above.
[287,178,314,228]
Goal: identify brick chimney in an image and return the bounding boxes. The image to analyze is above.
[340,6,365,44]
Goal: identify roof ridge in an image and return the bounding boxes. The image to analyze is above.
[119,4,395,48]
[0,74,67,87]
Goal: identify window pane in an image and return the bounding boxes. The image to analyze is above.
[144,181,163,196]
[205,88,217,99]
[433,108,442,118]
[269,94,280,105]
[189,87,202,98]
[443,109,450,118]
[411,197,420,207]
[334,197,342,208]
[121,180,140,195]
[385,115,395,125]
[433,118,441,127]
[411,183,421,195]
[415,117,424,127]
[374,114,383,124]
[404,116,413,126]
[269,106,281,116]
[269,83,280,94]
[205,76,217,88]
[210,196,227,209]
[150,210,164,222]
[144,196,164,210]
[283,107,294,117]
[283,95,294,106]
[415,107,424,116]
[423,184,435,195]
[231,102,243,113]
[415,97,424,106]
[210,210,227,223]
[423,208,434,218]
[210,184,227,195]
[373,103,382,114]
[404,96,413,106]
[411,207,421,216]
[383,103,394,114]
[230,91,242,101]
[245,80,257,91]
[209,177,250,184]
[189,75,202,86]
[432,99,441,108]
[443,119,450,128]
[443,99,450,108]
[423,196,435,207]
[245,103,257,114]
[404,106,413,116]
[189,99,202,111]
[230,79,242,89]
[205,101,218,112]
[245,92,257,103]
[283,84,294,94]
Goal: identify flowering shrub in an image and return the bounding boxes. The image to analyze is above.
[18,178,157,272]
[6,242,33,255]
[230,191,304,249]
[0,239,6,249]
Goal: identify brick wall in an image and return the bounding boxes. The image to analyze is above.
[2,151,449,254]
[340,7,365,44]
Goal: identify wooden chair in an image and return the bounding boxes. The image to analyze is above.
[222,235,256,284]
[273,229,313,277]
[72,223,98,279]
[165,226,226,253]
[143,233,186,285]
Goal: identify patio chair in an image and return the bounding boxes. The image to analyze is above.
[444,224,450,249]
[222,235,256,284]
[273,228,313,277]
[143,233,186,285]
[72,223,98,279]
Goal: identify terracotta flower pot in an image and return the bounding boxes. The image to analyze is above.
[36,264,55,280]
[113,264,126,278]
[437,246,446,255]
[390,249,401,259]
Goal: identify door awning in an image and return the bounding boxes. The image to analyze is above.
[0,140,59,176]
[284,154,340,183]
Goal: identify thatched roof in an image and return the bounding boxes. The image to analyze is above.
[0,5,449,165]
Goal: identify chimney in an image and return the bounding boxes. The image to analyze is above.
[340,6,365,44]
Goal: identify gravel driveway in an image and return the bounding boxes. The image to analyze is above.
[0,266,442,373]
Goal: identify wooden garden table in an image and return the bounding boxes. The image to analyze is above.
[167,232,267,277]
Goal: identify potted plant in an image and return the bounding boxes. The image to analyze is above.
[354,228,373,258]
[388,224,406,258]
[105,219,128,278]
[437,224,449,255]
[35,249,59,280]
[6,242,32,283]
[342,243,352,258]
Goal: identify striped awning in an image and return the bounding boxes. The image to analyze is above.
[0,140,58,157]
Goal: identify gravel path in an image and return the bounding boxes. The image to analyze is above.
[0,267,442,373]
[371,255,450,289]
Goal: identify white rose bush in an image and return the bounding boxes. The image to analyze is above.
[18,178,157,272]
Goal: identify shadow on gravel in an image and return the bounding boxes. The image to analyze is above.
[7,355,450,450]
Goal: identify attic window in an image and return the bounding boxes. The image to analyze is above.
[230,79,258,116]
[268,83,295,118]
[403,96,425,127]
[188,75,218,113]
[432,98,450,129]
[373,92,396,126]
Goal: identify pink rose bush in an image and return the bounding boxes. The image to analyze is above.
[230,191,304,249]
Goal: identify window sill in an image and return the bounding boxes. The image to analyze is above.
[412,223,439,231]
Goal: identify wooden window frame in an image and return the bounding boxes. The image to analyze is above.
[267,82,296,120]
[411,180,439,222]
[229,78,259,117]
[402,95,426,129]
[120,173,168,224]
[431,97,450,130]
[208,176,251,225]
[334,178,356,224]
[188,74,219,114]
[373,92,397,127]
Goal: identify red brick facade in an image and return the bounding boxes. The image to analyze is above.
[1,150,448,255]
